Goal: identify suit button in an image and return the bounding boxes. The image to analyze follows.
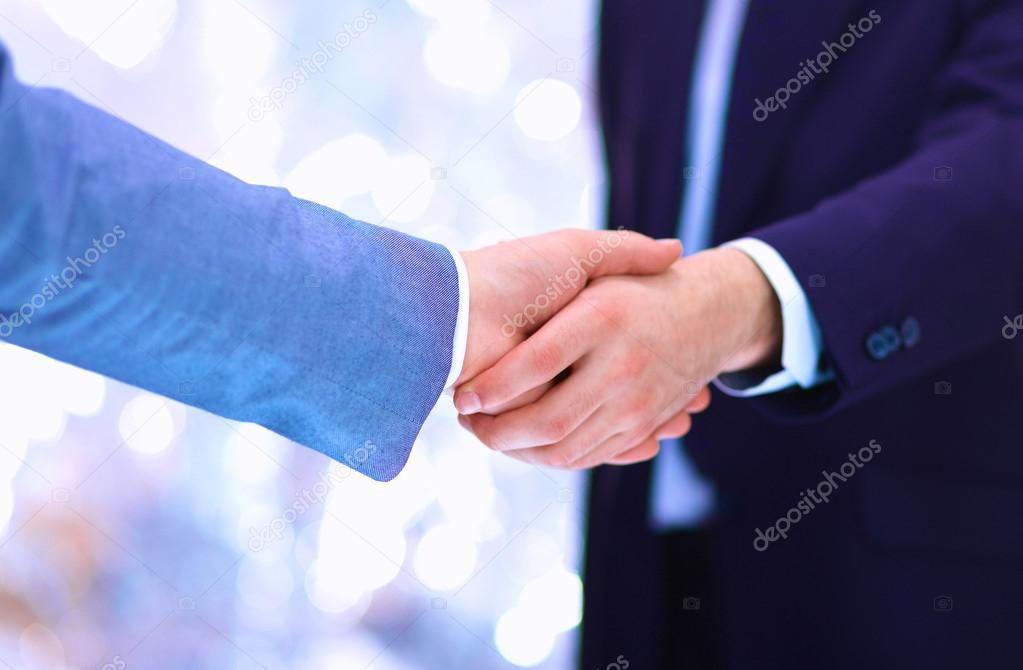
[900,317,921,348]
[866,331,889,360]
[867,326,902,360]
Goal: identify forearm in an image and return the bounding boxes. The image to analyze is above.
[751,119,1023,412]
[0,47,458,480]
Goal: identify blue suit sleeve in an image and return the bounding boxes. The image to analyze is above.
[0,44,457,481]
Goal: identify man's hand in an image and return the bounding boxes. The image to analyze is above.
[455,247,783,469]
[455,229,682,391]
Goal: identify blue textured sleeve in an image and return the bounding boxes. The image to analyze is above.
[0,44,458,481]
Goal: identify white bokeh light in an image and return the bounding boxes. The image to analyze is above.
[424,29,510,92]
[314,517,406,599]
[0,485,15,536]
[0,345,67,443]
[52,362,106,417]
[432,435,497,533]
[483,193,538,235]
[0,438,25,534]
[371,154,434,222]
[41,0,177,69]
[494,606,556,667]
[222,422,291,484]
[501,528,561,582]
[285,134,388,211]
[201,0,277,83]
[414,523,478,590]
[118,393,176,455]
[305,559,370,615]
[209,91,283,186]
[236,556,294,611]
[406,0,490,29]
[514,79,582,141]
[520,568,583,632]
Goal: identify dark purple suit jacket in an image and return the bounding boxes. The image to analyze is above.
[584,1,1023,667]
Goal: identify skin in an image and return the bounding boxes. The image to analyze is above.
[455,228,683,384]
[454,229,710,465]
[455,247,782,470]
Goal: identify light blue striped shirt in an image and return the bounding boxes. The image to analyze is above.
[650,0,831,529]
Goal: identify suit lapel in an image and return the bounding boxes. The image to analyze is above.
[714,0,867,241]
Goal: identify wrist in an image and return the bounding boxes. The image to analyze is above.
[457,249,502,386]
[705,247,783,373]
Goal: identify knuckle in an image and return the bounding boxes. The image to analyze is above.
[531,341,564,376]
[477,427,509,452]
[548,448,578,470]
[563,386,599,422]
[614,350,652,383]
[585,289,620,319]
[623,395,654,424]
[541,416,572,443]
[569,228,591,248]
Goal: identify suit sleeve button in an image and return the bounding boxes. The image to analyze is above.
[900,317,921,348]
[866,331,889,360]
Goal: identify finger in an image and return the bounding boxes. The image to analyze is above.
[499,402,637,468]
[568,429,660,470]
[486,380,552,414]
[457,360,612,451]
[606,438,661,465]
[685,386,712,413]
[654,411,693,440]
[575,231,681,278]
[455,300,601,414]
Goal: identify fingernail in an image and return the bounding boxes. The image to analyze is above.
[657,239,681,250]
[455,390,481,414]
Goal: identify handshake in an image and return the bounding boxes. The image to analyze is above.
[451,229,784,470]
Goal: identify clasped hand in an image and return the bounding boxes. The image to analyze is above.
[452,231,782,470]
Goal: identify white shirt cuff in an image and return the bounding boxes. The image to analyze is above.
[444,245,470,389]
[713,237,832,397]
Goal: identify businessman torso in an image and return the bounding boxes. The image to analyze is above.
[586,1,1023,667]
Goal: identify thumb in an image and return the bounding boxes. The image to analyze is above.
[585,231,681,279]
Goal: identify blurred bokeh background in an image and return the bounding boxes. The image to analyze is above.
[0,0,605,667]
